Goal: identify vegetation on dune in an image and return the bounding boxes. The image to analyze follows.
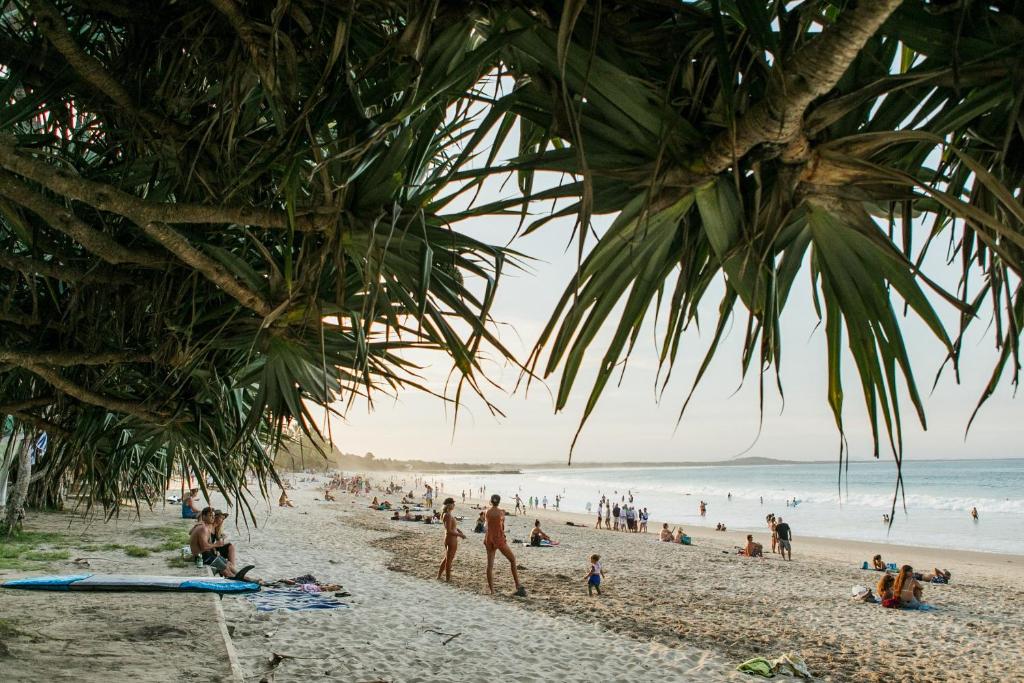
[1,1,1022,527]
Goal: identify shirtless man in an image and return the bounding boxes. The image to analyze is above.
[484,494,526,597]
[437,497,466,582]
[188,508,255,581]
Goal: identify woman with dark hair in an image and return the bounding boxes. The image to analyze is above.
[436,497,465,582]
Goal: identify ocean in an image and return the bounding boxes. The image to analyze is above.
[426,459,1024,555]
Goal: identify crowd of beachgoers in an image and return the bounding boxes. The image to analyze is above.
[143,469,1022,681]
[267,472,952,612]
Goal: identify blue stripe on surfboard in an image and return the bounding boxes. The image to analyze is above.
[2,574,93,589]
[180,579,260,593]
[2,574,260,594]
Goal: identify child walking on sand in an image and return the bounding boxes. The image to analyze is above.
[585,554,604,596]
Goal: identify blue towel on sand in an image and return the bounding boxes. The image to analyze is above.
[245,588,349,612]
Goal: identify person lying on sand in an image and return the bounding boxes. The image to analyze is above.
[189,507,256,582]
[484,494,527,597]
[872,554,886,571]
[437,497,466,582]
[917,568,952,583]
[279,490,296,507]
[529,520,552,547]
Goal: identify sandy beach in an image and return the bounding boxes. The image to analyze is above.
[0,508,239,682]
[3,476,1022,682]
[222,477,1021,682]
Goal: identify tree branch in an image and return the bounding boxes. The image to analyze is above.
[0,350,154,366]
[7,410,70,438]
[0,171,167,268]
[140,222,273,317]
[0,252,137,285]
[0,397,55,414]
[0,142,330,231]
[207,0,273,87]
[667,0,905,184]
[24,364,168,422]
[28,0,188,139]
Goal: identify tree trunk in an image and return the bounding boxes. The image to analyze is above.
[3,433,33,534]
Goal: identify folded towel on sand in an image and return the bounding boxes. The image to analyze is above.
[737,652,811,678]
[246,588,349,612]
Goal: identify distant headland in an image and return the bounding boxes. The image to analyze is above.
[275,437,815,474]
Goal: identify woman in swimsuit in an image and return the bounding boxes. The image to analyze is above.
[893,564,924,608]
[484,494,526,596]
[437,497,466,582]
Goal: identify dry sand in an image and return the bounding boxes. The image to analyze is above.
[4,477,1022,683]
[219,478,1023,682]
[0,508,238,682]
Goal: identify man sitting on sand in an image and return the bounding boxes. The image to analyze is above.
[659,523,674,542]
[529,519,552,546]
[182,488,202,519]
[484,494,527,597]
[279,490,296,507]
[743,534,763,557]
[872,554,886,571]
[189,507,255,581]
[324,488,336,502]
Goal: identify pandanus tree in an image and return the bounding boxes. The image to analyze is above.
[0,1,1021,526]
[0,0,518,526]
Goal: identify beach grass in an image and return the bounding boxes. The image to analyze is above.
[22,550,70,561]
[133,525,191,551]
[165,554,193,569]
[122,545,151,558]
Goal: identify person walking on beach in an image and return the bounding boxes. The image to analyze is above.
[775,517,792,560]
[604,500,611,529]
[595,502,603,529]
[699,500,706,517]
[514,494,523,515]
[437,497,466,582]
[971,506,979,521]
[542,495,548,509]
[584,554,604,596]
[484,494,526,597]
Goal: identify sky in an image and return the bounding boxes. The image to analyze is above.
[322,104,1021,466]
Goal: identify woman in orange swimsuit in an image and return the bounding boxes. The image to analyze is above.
[484,494,526,596]
[437,497,466,582]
